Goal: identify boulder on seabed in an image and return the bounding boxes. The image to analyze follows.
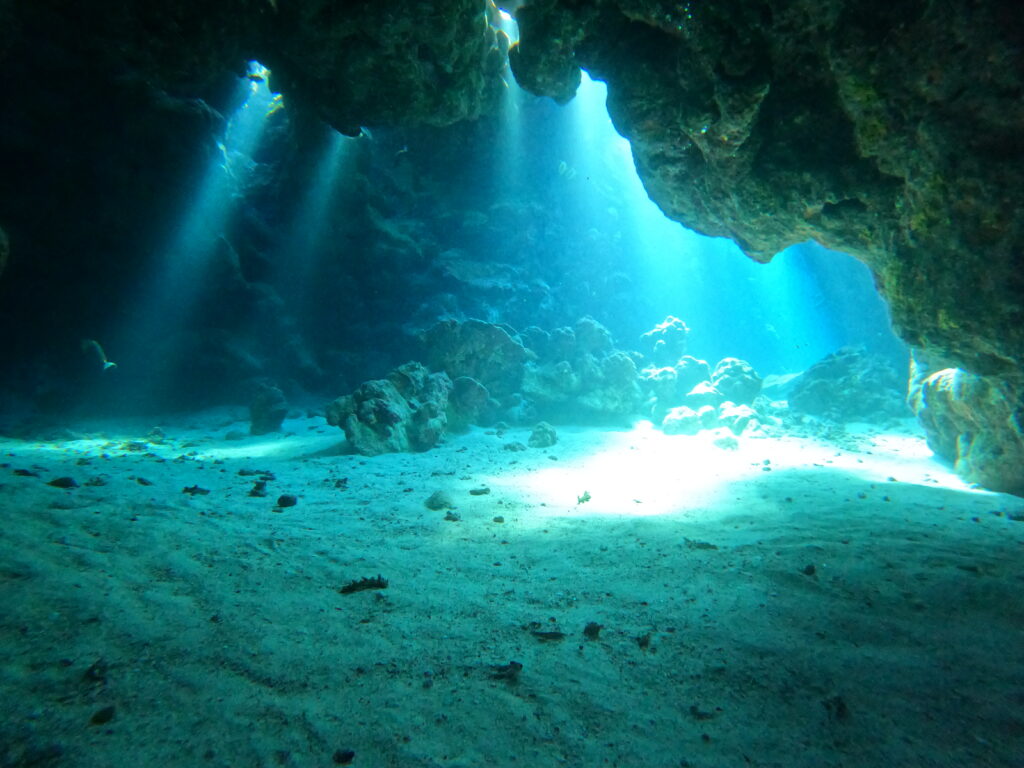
[528,421,558,448]
[662,405,702,435]
[326,361,451,455]
[711,358,762,406]
[718,402,759,435]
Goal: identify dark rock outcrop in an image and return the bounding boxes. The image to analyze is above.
[263,0,508,134]
[249,382,288,435]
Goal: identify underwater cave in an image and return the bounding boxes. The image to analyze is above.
[0,1,1023,766]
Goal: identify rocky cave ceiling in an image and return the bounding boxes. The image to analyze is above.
[0,0,1021,491]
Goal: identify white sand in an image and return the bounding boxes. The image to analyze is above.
[2,411,1023,768]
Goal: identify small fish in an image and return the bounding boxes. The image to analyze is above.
[82,339,116,371]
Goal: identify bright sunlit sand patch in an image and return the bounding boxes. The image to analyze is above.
[476,420,982,522]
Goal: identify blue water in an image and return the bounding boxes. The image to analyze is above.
[498,72,904,375]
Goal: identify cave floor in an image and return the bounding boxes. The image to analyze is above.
[1,412,1023,768]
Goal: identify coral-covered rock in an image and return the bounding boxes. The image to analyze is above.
[521,318,641,422]
[640,316,690,366]
[421,319,528,399]
[522,359,580,403]
[447,375,491,432]
[676,356,712,395]
[574,315,614,356]
[718,402,758,436]
[697,404,718,429]
[326,361,451,455]
[909,355,1024,497]
[662,405,701,436]
[528,421,557,448]
[788,347,909,420]
[641,354,713,421]
[576,350,642,419]
[249,382,288,435]
[683,380,724,410]
[711,358,762,406]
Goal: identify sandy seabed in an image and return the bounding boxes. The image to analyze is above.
[1,410,1023,768]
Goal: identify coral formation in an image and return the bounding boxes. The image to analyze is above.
[787,347,908,420]
[421,319,527,399]
[510,0,1024,491]
[527,421,557,448]
[909,354,1024,496]
[520,317,642,423]
[711,358,763,407]
[326,362,451,455]
[640,315,690,366]
[249,382,288,435]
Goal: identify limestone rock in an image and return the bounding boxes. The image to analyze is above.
[521,318,641,423]
[684,380,725,410]
[421,319,528,398]
[662,405,701,436]
[697,404,718,429]
[718,402,758,436]
[641,354,713,421]
[788,347,908,420]
[676,356,712,395]
[909,356,1024,497]
[249,382,288,436]
[447,375,492,432]
[640,316,690,367]
[711,358,762,406]
[528,421,557,448]
[326,361,451,455]
[425,490,455,511]
[264,0,507,134]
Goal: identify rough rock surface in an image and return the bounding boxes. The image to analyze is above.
[326,362,451,456]
[640,315,690,367]
[528,421,558,448]
[264,0,507,134]
[510,0,1024,381]
[520,317,642,423]
[661,405,701,436]
[711,358,762,406]
[421,319,528,399]
[249,382,288,436]
[788,346,908,421]
[7,1,505,136]
[909,355,1024,497]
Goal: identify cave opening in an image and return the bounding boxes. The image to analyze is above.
[1,4,1023,767]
